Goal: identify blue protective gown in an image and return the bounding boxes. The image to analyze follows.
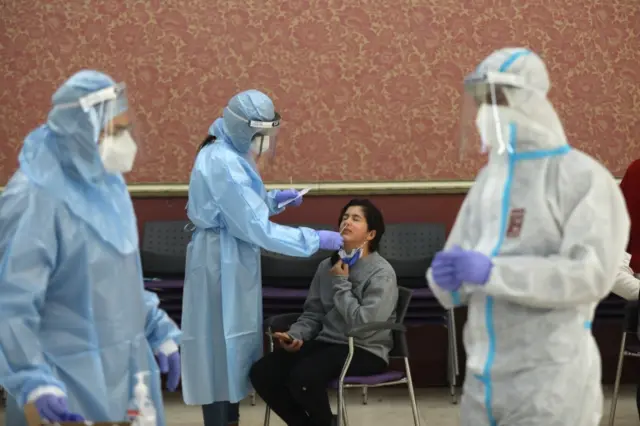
[181,120,321,405]
[0,71,181,425]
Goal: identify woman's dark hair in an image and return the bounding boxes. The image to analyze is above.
[330,198,385,264]
[197,134,217,154]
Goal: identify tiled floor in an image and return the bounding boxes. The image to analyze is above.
[3,385,638,425]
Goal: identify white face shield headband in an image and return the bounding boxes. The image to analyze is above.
[460,71,547,157]
[224,107,281,157]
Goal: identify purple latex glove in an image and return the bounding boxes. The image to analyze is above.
[275,189,303,207]
[34,395,84,422]
[431,250,463,291]
[157,351,181,391]
[439,245,493,286]
[317,231,344,251]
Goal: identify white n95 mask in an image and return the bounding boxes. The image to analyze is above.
[476,104,561,154]
[250,135,270,155]
[475,104,520,154]
[99,130,138,174]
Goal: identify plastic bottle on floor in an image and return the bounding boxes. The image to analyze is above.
[127,371,157,426]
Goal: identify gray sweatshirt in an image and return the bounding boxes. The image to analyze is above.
[287,252,399,363]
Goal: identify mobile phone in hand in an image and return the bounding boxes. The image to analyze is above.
[265,331,293,343]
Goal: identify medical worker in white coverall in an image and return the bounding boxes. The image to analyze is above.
[427,47,630,425]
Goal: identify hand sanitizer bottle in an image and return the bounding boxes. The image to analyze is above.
[128,371,157,426]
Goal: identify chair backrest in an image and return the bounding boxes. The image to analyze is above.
[596,295,626,321]
[261,223,335,288]
[389,286,413,358]
[624,300,639,333]
[379,223,446,288]
[141,220,193,277]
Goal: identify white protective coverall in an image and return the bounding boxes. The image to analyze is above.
[427,48,630,426]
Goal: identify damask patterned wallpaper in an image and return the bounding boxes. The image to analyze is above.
[1,0,638,184]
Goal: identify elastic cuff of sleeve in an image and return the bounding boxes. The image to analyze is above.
[27,386,66,403]
[156,339,179,356]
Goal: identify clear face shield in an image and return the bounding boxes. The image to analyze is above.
[459,72,527,158]
[225,107,281,162]
[55,83,140,174]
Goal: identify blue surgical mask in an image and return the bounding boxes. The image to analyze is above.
[338,244,365,267]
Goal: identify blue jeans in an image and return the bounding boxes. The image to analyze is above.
[202,401,240,426]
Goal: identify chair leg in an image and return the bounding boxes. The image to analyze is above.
[341,389,350,426]
[251,390,256,406]
[337,338,355,426]
[263,405,271,426]
[608,332,628,426]
[450,309,460,376]
[362,386,368,405]
[404,357,421,426]
[447,310,458,404]
[449,347,457,404]
[262,330,275,426]
[337,383,342,426]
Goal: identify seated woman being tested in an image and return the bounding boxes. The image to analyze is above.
[250,198,398,426]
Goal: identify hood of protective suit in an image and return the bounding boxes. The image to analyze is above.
[213,89,276,154]
[34,70,128,181]
[17,70,136,254]
[474,48,569,154]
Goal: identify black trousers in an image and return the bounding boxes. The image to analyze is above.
[201,401,240,426]
[249,340,386,426]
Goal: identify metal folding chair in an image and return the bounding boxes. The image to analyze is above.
[378,223,458,403]
[608,300,639,426]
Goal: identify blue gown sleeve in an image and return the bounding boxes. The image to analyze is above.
[143,290,182,351]
[265,190,285,217]
[207,160,320,257]
[0,185,67,406]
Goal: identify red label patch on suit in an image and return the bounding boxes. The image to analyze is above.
[506,208,525,238]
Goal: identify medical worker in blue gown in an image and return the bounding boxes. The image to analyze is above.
[0,70,182,425]
[181,89,344,426]
[427,48,630,426]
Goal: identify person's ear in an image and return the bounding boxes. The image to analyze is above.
[366,230,376,242]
